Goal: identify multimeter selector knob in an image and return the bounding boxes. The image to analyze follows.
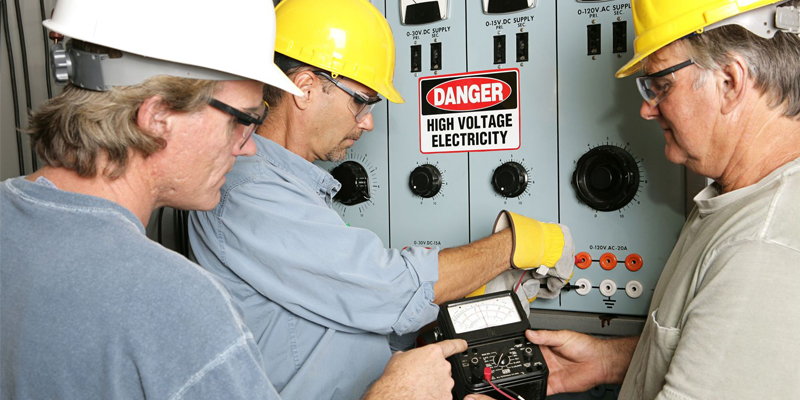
[572,145,640,211]
[409,164,442,198]
[492,161,528,198]
[331,161,370,206]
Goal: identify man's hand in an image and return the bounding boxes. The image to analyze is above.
[525,330,639,396]
[364,339,466,400]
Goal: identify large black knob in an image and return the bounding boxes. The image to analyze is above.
[573,145,640,211]
[331,161,370,206]
[409,164,442,198]
[492,161,528,197]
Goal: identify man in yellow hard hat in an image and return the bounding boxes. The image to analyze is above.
[188,0,574,398]
[526,0,800,398]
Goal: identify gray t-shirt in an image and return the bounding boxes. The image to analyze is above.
[619,157,800,399]
[1,176,281,399]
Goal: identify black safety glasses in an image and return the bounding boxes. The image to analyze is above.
[313,71,382,122]
[636,59,695,107]
[208,99,269,149]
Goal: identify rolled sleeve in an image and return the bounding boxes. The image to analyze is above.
[390,247,440,335]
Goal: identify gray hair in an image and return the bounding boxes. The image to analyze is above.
[681,0,800,118]
[29,40,221,178]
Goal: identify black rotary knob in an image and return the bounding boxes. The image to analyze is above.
[331,161,370,206]
[492,161,528,197]
[573,145,640,211]
[409,164,442,198]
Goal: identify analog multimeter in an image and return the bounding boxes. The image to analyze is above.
[434,291,548,400]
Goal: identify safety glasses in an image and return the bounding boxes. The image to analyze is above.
[636,60,695,107]
[313,71,382,122]
[208,99,269,149]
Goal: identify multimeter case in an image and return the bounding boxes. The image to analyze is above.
[437,291,548,400]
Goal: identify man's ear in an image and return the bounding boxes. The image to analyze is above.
[136,95,171,138]
[718,54,749,115]
[292,70,317,111]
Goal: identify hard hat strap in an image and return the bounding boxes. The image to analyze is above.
[51,44,243,91]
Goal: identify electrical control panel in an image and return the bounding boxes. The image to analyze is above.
[316,0,685,318]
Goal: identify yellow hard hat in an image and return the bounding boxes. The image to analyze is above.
[274,0,404,103]
[616,0,788,78]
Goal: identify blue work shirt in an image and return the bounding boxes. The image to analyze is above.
[189,135,441,399]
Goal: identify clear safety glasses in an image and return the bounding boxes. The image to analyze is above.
[636,59,695,107]
[208,99,269,149]
[314,71,382,122]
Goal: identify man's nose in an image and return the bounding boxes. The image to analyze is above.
[358,112,375,132]
[234,135,258,157]
[640,100,661,121]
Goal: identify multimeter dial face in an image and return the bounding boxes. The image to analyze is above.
[447,296,522,334]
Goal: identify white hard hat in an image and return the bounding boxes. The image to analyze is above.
[43,0,302,95]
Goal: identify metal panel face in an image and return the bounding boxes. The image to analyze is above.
[466,0,559,241]
[543,0,685,316]
[388,0,470,249]
[315,0,390,247]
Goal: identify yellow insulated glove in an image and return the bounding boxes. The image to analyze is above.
[469,211,575,307]
[494,210,567,269]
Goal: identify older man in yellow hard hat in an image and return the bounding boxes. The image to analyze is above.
[526,0,800,399]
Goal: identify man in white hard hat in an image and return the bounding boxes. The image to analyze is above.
[0,1,472,399]
[526,0,800,399]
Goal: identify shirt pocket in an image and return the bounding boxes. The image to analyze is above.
[641,308,682,400]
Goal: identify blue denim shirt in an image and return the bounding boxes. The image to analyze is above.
[1,177,280,400]
[189,135,440,399]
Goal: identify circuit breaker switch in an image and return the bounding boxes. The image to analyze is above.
[411,45,422,72]
[493,35,506,64]
[430,42,442,70]
[587,24,601,55]
[516,32,529,62]
[613,21,627,53]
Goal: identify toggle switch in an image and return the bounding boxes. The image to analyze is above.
[587,24,601,55]
[516,32,529,62]
[494,35,506,64]
[430,42,442,70]
[411,45,422,73]
[612,21,627,53]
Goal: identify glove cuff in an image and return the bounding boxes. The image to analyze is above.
[494,210,565,269]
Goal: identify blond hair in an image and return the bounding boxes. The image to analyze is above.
[29,41,220,178]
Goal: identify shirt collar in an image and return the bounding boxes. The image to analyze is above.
[253,134,341,204]
[694,156,800,217]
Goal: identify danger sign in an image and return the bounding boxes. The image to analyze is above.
[419,69,520,154]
